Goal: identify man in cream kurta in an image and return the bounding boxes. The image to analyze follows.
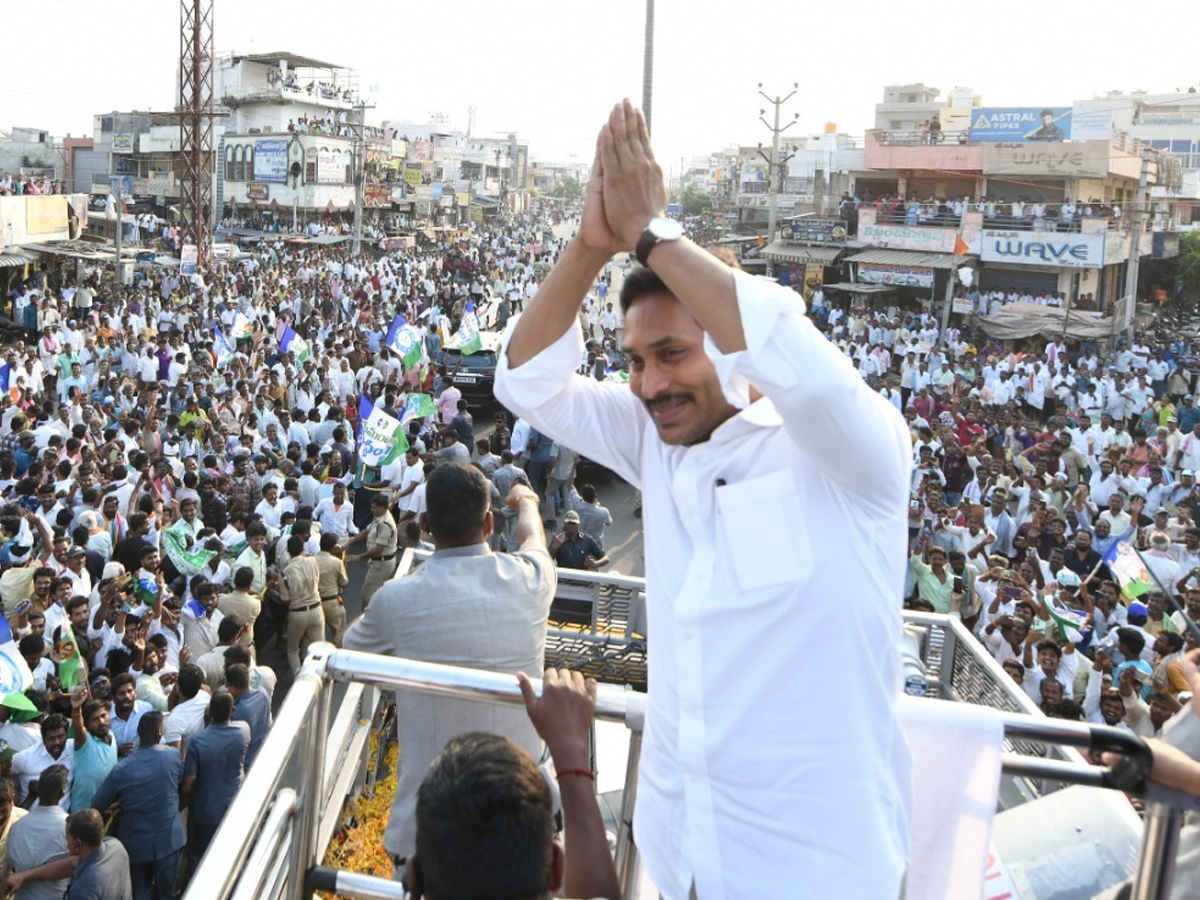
[496,100,912,900]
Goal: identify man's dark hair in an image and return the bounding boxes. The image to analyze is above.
[209,690,234,724]
[37,764,69,806]
[137,711,163,743]
[423,463,489,543]
[1117,627,1146,657]
[1159,632,1185,654]
[1035,640,1062,659]
[233,566,254,590]
[225,663,251,692]
[67,809,104,849]
[178,664,205,700]
[218,616,243,644]
[223,644,252,669]
[618,265,669,314]
[415,732,554,900]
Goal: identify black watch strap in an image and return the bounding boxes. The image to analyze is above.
[635,228,659,267]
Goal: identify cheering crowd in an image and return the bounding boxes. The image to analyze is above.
[0,213,631,898]
[812,293,1200,730]
[4,191,1200,896]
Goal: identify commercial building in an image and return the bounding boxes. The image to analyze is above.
[761,82,1186,319]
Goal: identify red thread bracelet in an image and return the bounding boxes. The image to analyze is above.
[556,768,596,781]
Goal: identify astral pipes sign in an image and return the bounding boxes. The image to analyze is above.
[980,229,1105,269]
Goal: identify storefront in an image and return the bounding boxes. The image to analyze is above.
[760,241,844,298]
[845,247,973,310]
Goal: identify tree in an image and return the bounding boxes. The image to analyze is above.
[680,185,712,217]
[550,176,584,205]
[1178,230,1200,298]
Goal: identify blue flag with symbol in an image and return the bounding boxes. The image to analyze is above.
[385,314,423,369]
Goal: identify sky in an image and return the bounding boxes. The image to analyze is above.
[4,0,1200,178]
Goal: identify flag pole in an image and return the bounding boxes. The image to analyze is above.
[1129,544,1200,647]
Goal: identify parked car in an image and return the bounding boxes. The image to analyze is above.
[440,331,502,402]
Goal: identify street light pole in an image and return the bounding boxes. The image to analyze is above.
[758,83,799,277]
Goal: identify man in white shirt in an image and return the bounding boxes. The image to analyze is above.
[496,101,910,900]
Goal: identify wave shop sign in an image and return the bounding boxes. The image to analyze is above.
[981,230,1105,269]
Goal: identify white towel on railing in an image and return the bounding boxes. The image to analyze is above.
[897,696,1005,900]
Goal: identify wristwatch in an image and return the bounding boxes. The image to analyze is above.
[634,217,684,267]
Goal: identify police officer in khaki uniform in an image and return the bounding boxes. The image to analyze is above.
[346,493,398,607]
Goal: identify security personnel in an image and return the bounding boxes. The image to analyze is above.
[346,493,398,607]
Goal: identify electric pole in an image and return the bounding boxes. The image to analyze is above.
[350,99,374,257]
[757,83,799,276]
[1120,150,1151,344]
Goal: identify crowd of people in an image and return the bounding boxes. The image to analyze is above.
[3,132,1200,895]
[812,290,1200,730]
[0,208,637,897]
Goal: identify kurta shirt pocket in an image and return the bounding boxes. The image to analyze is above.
[715,469,812,591]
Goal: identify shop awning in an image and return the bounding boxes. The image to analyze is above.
[844,249,971,269]
[0,250,37,267]
[823,282,893,294]
[20,241,115,261]
[761,242,843,264]
[308,235,351,245]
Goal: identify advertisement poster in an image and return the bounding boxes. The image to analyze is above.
[969,108,1072,142]
[253,139,289,183]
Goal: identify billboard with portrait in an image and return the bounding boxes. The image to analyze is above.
[969,108,1072,143]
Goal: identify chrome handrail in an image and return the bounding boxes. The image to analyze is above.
[187,634,1196,900]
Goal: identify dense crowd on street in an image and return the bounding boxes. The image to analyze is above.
[809,288,1200,733]
[0,211,626,897]
[2,188,1200,895]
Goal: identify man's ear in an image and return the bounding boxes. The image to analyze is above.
[547,841,564,894]
[405,857,423,899]
[482,508,493,540]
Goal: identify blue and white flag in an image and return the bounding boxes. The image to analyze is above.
[357,395,408,468]
[385,314,423,369]
[214,326,235,368]
[280,325,311,363]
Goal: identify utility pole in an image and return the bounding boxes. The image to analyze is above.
[1121,150,1151,344]
[350,99,374,257]
[757,83,799,276]
[113,176,123,283]
[939,203,970,345]
[642,0,655,134]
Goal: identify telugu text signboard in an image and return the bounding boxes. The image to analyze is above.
[784,218,847,244]
[859,223,958,254]
[983,142,1110,178]
[246,183,269,202]
[857,263,935,289]
[969,107,1072,143]
[253,140,289,183]
[111,132,135,154]
[981,229,1105,269]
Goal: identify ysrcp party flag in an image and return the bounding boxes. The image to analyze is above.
[357,395,409,468]
[280,325,311,363]
[1103,541,1154,600]
[214,326,235,368]
[400,392,436,425]
[445,300,483,355]
[162,528,218,578]
[232,311,253,339]
[386,314,423,369]
[0,640,32,696]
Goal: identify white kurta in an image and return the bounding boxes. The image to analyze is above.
[495,270,912,900]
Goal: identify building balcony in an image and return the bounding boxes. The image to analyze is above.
[863,129,985,171]
[220,82,356,111]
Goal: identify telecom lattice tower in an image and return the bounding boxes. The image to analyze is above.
[177,0,215,267]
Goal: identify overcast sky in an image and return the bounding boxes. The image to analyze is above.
[4,0,1199,175]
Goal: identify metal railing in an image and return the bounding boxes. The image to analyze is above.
[183,609,1200,900]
